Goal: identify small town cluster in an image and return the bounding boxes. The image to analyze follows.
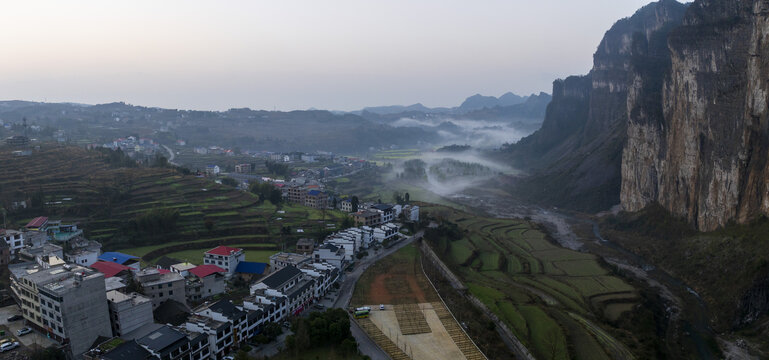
[0,201,418,359]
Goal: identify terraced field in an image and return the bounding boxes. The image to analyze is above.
[421,205,638,360]
[0,146,346,264]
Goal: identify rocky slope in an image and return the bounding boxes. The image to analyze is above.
[622,0,769,231]
[502,0,688,212]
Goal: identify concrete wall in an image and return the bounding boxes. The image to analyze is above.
[62,274,112,357]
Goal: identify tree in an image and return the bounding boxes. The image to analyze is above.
[205,218,215,232]
[332,197,338,209]
[351,196,359,212]
[405,192,410,203]
[341,216,354,229]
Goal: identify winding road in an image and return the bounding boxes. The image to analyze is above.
[332,232,422,360]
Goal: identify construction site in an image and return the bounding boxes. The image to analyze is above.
[351,244,486,360]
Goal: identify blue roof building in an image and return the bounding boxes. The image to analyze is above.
[99,251,140,269]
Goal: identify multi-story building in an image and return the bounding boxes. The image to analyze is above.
[304,190,328,209]
[295,238,314,255]
[373,223,400,243]
[64,237,101,266]
[371,203,395,224]
[203,246,244,278]
[1,229,26,254]
[193,300,248,346]
[269,252,311,271]
[186,265,226,302]
[324,238,355,262]
[250,265,314,319]
[9,262,112,357]
[106,291,153,337]
[134,268,186,309]
[339,198,353,213]
[298,262,339,300]
[403,204,420,222]
[312,243,345,268]
[287,185,307,204]
[184,315,229,359]
[353,210,381,227]
[234,163,251,173]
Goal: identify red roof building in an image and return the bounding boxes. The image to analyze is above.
[189,264,226,278]
[25,216,49,230]
[91,260,131,278]
[203,246,245,277]
[205,246,243,256]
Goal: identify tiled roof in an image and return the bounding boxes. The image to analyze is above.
[25,216,48,228]
[91,261,131,278]
[206,246,243,256]
[189,265,225,278]
[261,265,302,289]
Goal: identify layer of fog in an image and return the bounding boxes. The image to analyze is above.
[389,149,520,198]
[390,116,537,148]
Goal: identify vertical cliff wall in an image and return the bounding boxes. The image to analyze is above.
[503,0,687,212]
[622,0,769,231]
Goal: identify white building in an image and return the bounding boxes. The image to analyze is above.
[374,223,400,243]
[403,205,420,222]
[64,237,101,266]
[312,243,345,268]
[1,229,25,254]
[203,246,245,277]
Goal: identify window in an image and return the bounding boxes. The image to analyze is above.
[54,306,59,312]
[159,292,164,297]
[169,290,173,295]
[168,283,172,288]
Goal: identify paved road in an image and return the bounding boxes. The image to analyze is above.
[0,305,57,349]
[331,232,423,360]
[162,145,179,166]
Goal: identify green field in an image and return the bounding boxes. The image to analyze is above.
[0,146,346,264]
[422,205,638,360]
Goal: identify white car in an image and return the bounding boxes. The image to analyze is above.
[380,304,385,310]
[17,327,32,336]
[0,341,20,352]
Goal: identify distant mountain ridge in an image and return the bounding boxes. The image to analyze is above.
[357,91,541,115]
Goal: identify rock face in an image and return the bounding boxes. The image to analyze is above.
[622,0,769,231]
[503,0,687,212]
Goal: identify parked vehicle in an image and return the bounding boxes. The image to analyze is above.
[6,315,22,322]
[0,341,19,352]
[354,310,370,319]
[313,304,324,310]
[380,304,385,310]
[17,327,32,336]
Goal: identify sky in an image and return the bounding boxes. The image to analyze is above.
[0,0,658,111]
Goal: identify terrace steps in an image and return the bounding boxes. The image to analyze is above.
[357,317,411,360]
[431,302,486,360]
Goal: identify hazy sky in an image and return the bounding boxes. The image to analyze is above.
[1,0,658,111]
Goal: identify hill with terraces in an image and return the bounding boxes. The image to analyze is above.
[0,145,346,264]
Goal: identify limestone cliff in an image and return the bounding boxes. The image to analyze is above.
[622,0,769,231]
[503,0,687,212]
